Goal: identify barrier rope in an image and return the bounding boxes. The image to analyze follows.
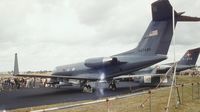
[139,64,175,107]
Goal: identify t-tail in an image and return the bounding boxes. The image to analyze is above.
[14,53,19,76]
[178,47,200,66]
[119,0,200,56]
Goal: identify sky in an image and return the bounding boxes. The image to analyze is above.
[0,0,199,72]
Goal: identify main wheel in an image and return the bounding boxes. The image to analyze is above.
[83,85,93,93]
[109,82,116,91]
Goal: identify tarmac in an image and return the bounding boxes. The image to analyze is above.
[0,82,150,110]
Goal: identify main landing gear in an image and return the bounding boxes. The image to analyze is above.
[81,80,94,93]
[83,84,93,93]
[109,80,117,91]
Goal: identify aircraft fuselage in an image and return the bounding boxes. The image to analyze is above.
[52,55,167,80]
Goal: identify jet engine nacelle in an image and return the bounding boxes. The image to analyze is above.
[157,65,171,72]
[84,57,118,68]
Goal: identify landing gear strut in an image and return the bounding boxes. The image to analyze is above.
[109,80,117,91]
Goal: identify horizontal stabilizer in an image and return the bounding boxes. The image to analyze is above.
[177,15,200,22]
[152,0,200,22]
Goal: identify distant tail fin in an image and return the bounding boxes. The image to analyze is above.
[119,0,200,56]
[14,53,19,76]
[178,48,200,66]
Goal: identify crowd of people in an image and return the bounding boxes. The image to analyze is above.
[0,77,49,92]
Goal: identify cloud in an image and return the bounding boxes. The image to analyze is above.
[175,23,200,45]
[70,0,127,26]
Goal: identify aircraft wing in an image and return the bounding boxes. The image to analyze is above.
[113,74,167,80]
[15,74,98,81]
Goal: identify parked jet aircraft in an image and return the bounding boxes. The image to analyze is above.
[114,63,176,87]
[131,47,200,75]
[156,47,200,73]
[14,0,200,91]
[114,48,199,88]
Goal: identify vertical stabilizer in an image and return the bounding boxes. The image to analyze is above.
[14,53,19,75]
[178,47,200,66]
[118,0,200,56]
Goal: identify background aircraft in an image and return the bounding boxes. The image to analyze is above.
[132,47,200,75]
[156,47,200,73]
[14,0,200,92]
[114,48,200,88]
[114,64,176,87]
